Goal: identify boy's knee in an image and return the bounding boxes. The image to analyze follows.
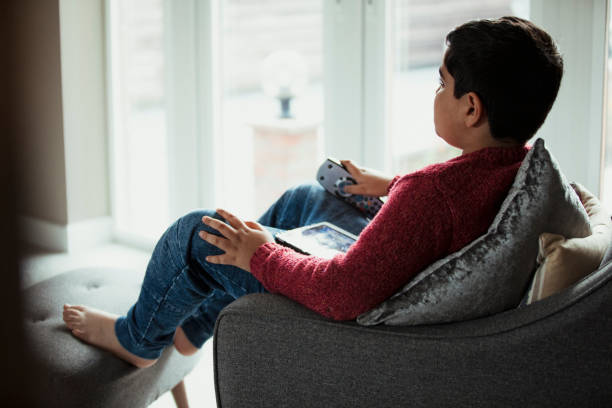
[176,210,229,253]
[180,209,210,226]
[177,209,218,236]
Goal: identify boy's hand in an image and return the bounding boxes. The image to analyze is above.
[340,160,394,197]
[198,208,274,272]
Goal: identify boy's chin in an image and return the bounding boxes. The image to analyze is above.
[436,133,457,147]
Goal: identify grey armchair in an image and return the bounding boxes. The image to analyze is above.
[213,239,612,407]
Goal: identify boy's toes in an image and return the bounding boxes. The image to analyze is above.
[72,329,85,339]
[63,304,86,312]
[63,311,79,322]
[64,315,78,327]
[64,316,79,324]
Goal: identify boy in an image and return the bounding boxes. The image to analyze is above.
[63,16,563,368]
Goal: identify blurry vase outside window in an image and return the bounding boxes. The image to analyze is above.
[218,0,324,219]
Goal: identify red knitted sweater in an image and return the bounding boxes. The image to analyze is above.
[250,145,529,321]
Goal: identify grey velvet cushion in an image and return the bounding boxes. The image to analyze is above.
[357,138,591,326]
[23,268,200,408]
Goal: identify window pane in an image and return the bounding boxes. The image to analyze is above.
[389,0,530,174]
[218,0,324,219]
[110,0,170,242]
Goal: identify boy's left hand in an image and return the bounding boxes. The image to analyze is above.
[198,208,274,272]
[340,160,394,197]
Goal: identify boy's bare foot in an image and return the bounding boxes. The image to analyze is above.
[62,304,158,368]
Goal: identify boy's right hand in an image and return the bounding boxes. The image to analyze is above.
[340,160,394,197]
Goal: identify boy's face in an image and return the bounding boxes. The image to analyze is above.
[433,64,464,149]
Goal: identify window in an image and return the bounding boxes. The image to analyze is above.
[108,0,610,249]
[107,0,171,246]
[107,0,325,247]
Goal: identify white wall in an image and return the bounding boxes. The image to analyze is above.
[59,0,110,224]
[14,0,112,252]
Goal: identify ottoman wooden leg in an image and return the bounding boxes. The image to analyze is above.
[171,380,189,408]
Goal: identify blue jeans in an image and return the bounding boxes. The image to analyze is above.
[115,182,370,359]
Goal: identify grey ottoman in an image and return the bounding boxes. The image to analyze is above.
[23,267,201,408]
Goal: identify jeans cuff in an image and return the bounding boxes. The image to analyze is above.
[115,316,165,360]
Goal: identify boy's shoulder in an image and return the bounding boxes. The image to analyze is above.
[405,154,467,180]
[391,160,456,196]
[397,146,528,196]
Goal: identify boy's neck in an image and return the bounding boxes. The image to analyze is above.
[460,134,523,155]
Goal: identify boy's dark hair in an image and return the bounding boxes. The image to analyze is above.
[444,16,563,144]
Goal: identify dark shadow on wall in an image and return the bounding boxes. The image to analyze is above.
[1,0,42,406]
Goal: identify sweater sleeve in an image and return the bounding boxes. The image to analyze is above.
[250,174,453,321]
[387,175,402,195]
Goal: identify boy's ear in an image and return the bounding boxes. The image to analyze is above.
[464,92,486,128]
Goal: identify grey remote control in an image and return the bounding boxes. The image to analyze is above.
[316,158,384,218]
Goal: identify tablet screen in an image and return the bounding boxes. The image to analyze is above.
[276,223,357,259]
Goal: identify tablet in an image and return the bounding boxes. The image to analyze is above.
[274,222,358,259]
